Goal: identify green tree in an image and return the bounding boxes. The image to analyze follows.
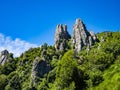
[0,74,7,90]
[5,73,21,90]
[50,50,85,90]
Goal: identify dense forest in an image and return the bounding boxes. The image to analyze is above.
[0,19,120,90]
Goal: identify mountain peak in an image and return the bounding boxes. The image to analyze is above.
[54,19,97,52]
[0,50,13,65]
[0,50,9,56]
[54,24,71,51]
[72,19,97,52]
[75,18,82,24]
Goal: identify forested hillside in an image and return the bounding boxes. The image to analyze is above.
[0,19,120,90]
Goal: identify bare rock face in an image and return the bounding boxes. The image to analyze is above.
[54,24,71,51]
[54,18,97,52]
[89,31,97,41]
[31,57,51,86]
[0,50,13,65]
[72,19,97,52]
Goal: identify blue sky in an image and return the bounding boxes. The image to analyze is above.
[0,0,120,56]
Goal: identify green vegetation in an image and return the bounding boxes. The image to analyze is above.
[0,31,120,90]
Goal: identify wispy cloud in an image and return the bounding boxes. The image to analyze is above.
[0,33,38,57]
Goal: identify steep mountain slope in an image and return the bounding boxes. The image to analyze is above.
[0,19,120,90]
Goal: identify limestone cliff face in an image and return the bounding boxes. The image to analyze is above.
[54,18,97,52]
[0,50,13,65]
[54,24,71,51]
[72,19,97,52]
[31,57,51,86]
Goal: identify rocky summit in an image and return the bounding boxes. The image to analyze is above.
[54,24,71,51]
[54,19,97,52]
[0,50,13,65]
[72,18,97,52]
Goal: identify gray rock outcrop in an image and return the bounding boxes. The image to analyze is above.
[89,31,97,41]
[54,24,71,51]
[54,18,97,52]
[72,19,97,52]
[31,57,51,86]
[0,50,13,65]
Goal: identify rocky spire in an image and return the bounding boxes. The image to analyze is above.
[54,24,71,51]
[0,50,13,65]
[72,18,97,52]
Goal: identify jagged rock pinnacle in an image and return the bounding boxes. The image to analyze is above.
[72,18,97,52]
[54,24,71,51]
[54,18,97,52]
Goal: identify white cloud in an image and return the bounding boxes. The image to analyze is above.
[0,33,38,57]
